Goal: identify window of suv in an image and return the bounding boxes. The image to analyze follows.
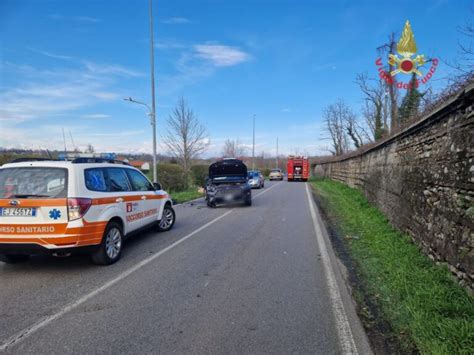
[126,169,154,191]
[85,168,107,192]
[0,167,67,198]
[106,168,131,192]
[85,168,131,192]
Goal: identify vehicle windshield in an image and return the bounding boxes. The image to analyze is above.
[271,169,281,173]
[248,172,259,178]
[0,167,68,198]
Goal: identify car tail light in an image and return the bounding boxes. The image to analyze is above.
[68,198,92,221]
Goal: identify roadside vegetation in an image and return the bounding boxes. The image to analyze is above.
[310,178,474,354]
[169,188,203,204]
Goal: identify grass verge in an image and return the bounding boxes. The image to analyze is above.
[310,178,474,354]
[170,188,203,204]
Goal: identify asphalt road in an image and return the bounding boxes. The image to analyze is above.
[0,181,371,354]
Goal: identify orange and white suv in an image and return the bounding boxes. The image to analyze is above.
[0,158,175,265]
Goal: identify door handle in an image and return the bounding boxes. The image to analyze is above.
[116,198,124,203]
[141,196,147,200]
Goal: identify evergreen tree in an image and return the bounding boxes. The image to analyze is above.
[374,102,385,140]
[398,74,423,125]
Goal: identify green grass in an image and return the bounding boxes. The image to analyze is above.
[310,178,474,355]
[170,188,203,204]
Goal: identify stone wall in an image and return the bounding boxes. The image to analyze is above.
[314,83,474,289]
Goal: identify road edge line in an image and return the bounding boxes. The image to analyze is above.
[305,183,358,354]
[0,209,234,352]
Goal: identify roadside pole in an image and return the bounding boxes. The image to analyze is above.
[252,114,255,170]
[149,0,157,183]
[276,137,279,169]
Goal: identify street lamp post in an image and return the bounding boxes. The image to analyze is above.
[124,97,157,181]
[149,0,157,183]
[276,137,279,169]
[123,0,157,183]
[252,114,255,170]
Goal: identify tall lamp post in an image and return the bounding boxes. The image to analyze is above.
[149,0,157,183]
[124,97,157,182]
[252,114,256,170]
[124,0,157,183]
[276,137,279,169]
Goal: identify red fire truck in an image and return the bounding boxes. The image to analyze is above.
[287,156,310,181]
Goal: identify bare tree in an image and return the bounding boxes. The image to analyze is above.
[163,98,210,188]
[323,100,354,155]
[356,73,389,140]
[448,8,474,74]
[222,139,247,158]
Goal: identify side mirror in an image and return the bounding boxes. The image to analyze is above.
[153,182,162,191]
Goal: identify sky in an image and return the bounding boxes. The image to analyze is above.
[0,0,472,157]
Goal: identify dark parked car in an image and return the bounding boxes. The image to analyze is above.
[205,159,252,207]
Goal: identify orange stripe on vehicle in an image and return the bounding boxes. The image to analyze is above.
[0,221,107,248]
[0,223,68,235]
[91,194,167,205]
[149,194,168,200]
[0,198,67,207]
[0,220,107,236]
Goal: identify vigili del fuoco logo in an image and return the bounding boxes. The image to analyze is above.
[376,20,438,89]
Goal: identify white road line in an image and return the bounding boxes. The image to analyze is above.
[253,181,281,199]
[0,211,233,351]
[305,183,358,355]
[0,180,282,352]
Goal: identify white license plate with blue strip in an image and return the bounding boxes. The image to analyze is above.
[0,208,37,217]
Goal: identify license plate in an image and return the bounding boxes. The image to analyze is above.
[0,207,37,217]
[224,194,234,201]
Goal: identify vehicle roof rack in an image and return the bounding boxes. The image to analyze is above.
[9,157,58,163]
[71,157,131,165]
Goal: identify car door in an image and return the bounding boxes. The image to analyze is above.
[105,167,144,233]
[125,168,159,227]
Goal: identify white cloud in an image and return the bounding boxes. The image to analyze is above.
[155,39,186,50]
[0,122,160,154]
[89,130,144,137]
[28,48,72,60]
[161,17,190,24]
[0,61,138,121]
[92,91,121,101]
[75,16,101,23]
[83,61,144,77]
[81,114,111,119]
[193,44,250,67]
[48,14,102,23]
[281,108,291,112]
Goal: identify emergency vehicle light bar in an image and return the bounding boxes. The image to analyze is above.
[71,157,130,165]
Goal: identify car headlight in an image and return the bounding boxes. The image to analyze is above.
[207,185,217,195]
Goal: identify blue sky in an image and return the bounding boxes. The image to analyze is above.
[0,0,472,157]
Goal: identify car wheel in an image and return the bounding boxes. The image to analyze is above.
[207,201,216,208]
[0,254,30,264]
[157,204,175,232]
[91,221,123,265]
[244,197,252,206]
